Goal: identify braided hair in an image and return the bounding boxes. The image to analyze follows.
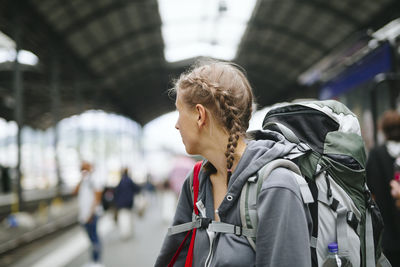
[172,60,253,182]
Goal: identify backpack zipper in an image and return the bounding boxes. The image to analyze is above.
[266,109,323,117]
[196,201,215,267]
[204,233,216,267]
[264,109,337,127]
[204,209,222,267]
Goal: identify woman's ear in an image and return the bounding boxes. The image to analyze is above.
[196,104,207,128]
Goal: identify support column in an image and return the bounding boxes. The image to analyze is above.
[50,53,62,196]
[13,15,23,211]
[74,77,83,162]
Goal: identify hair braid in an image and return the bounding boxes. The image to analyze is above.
[219,92,242,183]
[225,126,240,181]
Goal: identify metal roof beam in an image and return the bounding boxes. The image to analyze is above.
[246,68,284,88]
[238,44,306,68]
[85,24,162,59]
[305,1,360,25]
[61,0,155,36]
[12,0,97,79]
[62,0,101,48]
[99,43,164,76]
[247,23,327,52]
[245,61,295,80]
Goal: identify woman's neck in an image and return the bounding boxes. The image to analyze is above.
[203,135,247,182]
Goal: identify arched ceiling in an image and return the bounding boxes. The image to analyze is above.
[0,0,399,129]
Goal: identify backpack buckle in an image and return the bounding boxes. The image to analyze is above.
[234,225,242,236]
[199,217,212,229]
[346,211,359,233]
[364,189,374,208]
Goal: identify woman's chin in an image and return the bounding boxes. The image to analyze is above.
[184,145,196,155]
[185,148,194,155]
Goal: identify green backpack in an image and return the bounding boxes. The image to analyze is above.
[242,100,390,267]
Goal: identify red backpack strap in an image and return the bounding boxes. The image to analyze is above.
[168,161,202,267]
[184,161,202,266]
[191,161,202,216]
[167,231,192,267]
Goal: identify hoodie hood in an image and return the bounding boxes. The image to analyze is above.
[216,129,297,218]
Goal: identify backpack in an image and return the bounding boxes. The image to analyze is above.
[101,187,115,211]
[254,100,390,267]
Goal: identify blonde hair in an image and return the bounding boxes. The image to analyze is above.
[172,59,253,180]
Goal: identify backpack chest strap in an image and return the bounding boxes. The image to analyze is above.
[168,215,256,238]
[168,216,201,236]
[168,214,212,236]
[207,221,256,237]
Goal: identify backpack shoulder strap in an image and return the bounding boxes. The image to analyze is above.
[258,159,314,203]
[240,158,314,251]
[168,161,203,236]
[192,161,202,215]
[167,161,202,267]
[365,209,376,267]
[185,161,202,267]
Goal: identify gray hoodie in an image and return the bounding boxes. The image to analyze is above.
[155,130,312,267]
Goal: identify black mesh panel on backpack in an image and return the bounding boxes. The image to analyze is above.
[367,189,385,259]
[263,105,339,154]
[308,181,319,267]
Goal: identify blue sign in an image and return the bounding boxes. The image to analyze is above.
[319,42,393,99]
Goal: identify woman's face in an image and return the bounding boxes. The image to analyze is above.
[175,92,200,155]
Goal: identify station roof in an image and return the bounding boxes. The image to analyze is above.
[0,0,399,129]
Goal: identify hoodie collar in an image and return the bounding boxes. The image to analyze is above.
[216,130,296,217]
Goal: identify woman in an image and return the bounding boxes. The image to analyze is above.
[155,60,312,266]
[366,110,400,266]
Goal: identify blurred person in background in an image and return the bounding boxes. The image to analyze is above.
[142,173,156,206]
[160,178,176,224]
[169,156,196,197]
[114,167,141,240]
[160,156,196,225]
[390,179,400,208]
[1,166,11,193]
[74,161,104,267]
[366,110,400,266]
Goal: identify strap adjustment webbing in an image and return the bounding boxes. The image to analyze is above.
[207,221,256,238]
[346,211,359,234]
[365,210,375,267]
[293,173,314,204]
[168,216,201,236]
[168,215,214,236]
[318,192,350,258]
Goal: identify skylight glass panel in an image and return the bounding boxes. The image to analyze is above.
[158,0,257,62]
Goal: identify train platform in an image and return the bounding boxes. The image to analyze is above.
[1,194,170,267]
[0,193,78,257]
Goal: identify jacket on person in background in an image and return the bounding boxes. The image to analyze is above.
[114,174,141,209]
